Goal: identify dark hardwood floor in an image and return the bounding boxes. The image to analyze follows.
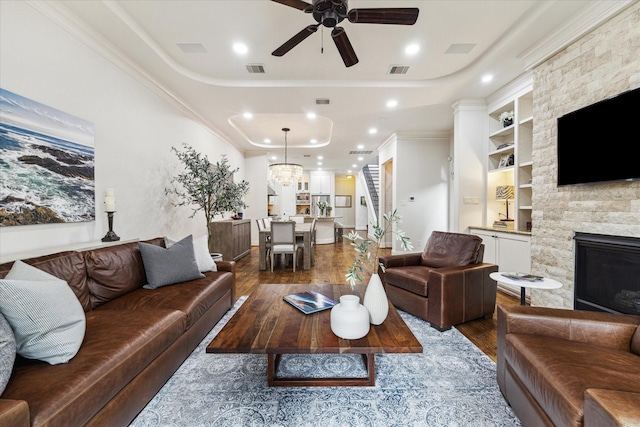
[233,232,519,362]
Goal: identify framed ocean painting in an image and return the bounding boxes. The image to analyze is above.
[0,88,95,226]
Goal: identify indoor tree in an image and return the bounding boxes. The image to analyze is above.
[166,143,249,247]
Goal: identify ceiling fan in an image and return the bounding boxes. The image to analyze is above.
[271,0,419,67]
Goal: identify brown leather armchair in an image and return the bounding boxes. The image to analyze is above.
[379,231,498,331]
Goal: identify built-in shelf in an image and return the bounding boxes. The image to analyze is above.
[487,83,533,232]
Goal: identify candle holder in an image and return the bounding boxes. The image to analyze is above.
[102,211,121,242]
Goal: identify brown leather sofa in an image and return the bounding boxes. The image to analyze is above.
[497,304,640,426]
[0,238,235,427]
[379,231,498,331]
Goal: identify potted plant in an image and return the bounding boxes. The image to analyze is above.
[499,111,514,127]
[165,143,250,250]
[343,210,412,324]
[317,200,327,216]
[325,204,333,217]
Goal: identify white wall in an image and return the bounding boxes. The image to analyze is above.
[0,2,246,261]
[451,99,487,233]
[244,153,269,246]
[378,133,450,253]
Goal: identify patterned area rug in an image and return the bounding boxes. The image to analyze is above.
[130,297,521,426]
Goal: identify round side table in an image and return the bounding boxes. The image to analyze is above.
[490,272,562,305]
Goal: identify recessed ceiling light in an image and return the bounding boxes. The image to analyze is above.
[233,43,248,55]
[264,138,271,143]
[348,169,353,173]
[243,112,253,119]
[317,155,323,160]
[482,74,494,83]
[369,128,377,135]
[310,139,317,144]
[352,164,357,168]
[358,156,363,161]
[271,156,277,160]
[386,100,398,108]
[317,162,323,166]
[347,175,353,179]
[405,44,420,55]
[306,112,316,119]
[357,144,364,149]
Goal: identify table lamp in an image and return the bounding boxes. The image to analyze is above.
[496,185,515,221]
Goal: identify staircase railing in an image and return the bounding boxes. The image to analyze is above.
[362,164,379,219]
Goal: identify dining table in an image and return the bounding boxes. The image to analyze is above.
[259,222,312,270]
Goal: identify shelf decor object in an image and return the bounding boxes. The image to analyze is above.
[496,185,515,221]
[269,127,303,186]
[330,295,370,339]
[345,210,413,325]
[102,189,120,242]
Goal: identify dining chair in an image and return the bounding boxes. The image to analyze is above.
[296,218,316,266]
[270,221,297,272]
[256,219,272,262]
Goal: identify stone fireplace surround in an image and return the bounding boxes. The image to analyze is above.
[574,232,640,316]
[529,3,640,308]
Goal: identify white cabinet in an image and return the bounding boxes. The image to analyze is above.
[309,171,333,194]
[470,228,531,297]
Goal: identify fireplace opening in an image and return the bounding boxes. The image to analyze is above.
[574,232,640,315]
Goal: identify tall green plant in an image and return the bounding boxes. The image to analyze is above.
[166,143,249,246]
[345,210,413,289]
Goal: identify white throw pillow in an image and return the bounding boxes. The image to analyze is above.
[0,260,86,365]
[165,235,217,272]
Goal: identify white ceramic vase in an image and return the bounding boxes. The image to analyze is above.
[363,273,389,325]
[330,295,370,339]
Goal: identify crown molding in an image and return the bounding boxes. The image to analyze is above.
[27,0,242,152]
[519,0,636,70]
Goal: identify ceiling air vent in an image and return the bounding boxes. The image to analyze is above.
[388,65,409,75]
[176,42,207,54]
[315,98,330,105]
[349,150,373,155]
[246,64,265,74]
[445,43,476,54]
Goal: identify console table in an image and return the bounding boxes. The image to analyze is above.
[208,219,251,261]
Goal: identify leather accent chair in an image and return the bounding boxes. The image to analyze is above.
[379,231,498,331]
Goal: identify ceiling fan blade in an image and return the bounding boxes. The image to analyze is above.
[272,25,319,57]
[331,27,358,68]
[270,0,311,12]
[348,8,419,25]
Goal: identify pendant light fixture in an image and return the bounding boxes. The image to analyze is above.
[269,127,303,186]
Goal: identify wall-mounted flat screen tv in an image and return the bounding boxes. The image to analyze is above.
[557,87,640,186]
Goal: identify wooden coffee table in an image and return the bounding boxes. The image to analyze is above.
[206,283,422,387]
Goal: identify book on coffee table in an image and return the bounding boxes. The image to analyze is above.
[283,290,338,314]
[501,272,543,282]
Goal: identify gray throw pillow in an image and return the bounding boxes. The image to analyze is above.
[139,234,204,289]
[0,260,86,365]
[0,313,16,394]
[165,234,217,272]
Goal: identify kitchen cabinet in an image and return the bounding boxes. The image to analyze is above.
[309,171,333,194]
